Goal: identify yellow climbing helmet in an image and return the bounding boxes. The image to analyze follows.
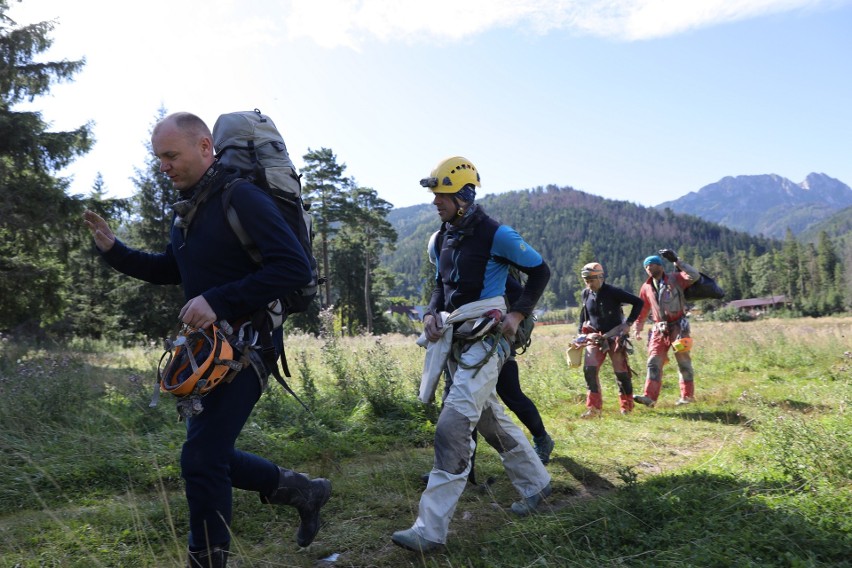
[419,156,481,194]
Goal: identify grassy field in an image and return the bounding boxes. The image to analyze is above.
[0,317,850,567]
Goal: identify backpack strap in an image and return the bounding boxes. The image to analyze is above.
[222,179,310,412]
[222,179,263,264]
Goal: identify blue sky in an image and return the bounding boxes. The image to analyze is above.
[9,0,852,209]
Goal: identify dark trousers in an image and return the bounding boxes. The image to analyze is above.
[496,359,546,438]
[456,358,547,483]
[182,367,279,550]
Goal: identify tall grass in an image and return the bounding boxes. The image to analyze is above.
[0,317,850,567]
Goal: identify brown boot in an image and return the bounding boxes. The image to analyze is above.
[260,466,332,547]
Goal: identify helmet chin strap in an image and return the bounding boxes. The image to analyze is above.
[452,195,467,217]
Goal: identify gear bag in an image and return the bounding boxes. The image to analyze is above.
[684,272,725,301]
[213,108,320,324]
[212,109,320,406]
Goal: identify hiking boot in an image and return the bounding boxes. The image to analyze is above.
[391,528,443,553]
[676,396,696,405]
[633,395,656,408]
[260,467,332,547]
[533,433,555,464]
[580,408,602,419]
[187,546,228,568]
[511,482,552,516]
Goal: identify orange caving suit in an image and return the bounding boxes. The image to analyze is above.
[633,262,699,402]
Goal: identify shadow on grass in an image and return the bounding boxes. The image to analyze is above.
[773,399,822,412]
[672,408,755,426]
[551,456,616,493]
[472,470,852,568]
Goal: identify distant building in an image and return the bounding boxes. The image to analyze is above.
[386,305,422,321]
[725,295,789,316]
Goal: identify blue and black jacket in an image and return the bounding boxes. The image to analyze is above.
[427,205,550,317]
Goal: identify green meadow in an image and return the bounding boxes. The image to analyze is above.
[1,317,850,567]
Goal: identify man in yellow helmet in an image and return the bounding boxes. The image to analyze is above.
[392,157,553,553]
[577,261,644,417]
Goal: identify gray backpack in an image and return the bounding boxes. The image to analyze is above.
[212,109,319,323]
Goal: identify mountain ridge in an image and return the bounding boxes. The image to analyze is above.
[656,172,852,238]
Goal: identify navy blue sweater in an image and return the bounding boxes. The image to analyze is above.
[102,169,312,323]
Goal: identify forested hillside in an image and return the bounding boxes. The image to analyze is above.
[384,185,778,307]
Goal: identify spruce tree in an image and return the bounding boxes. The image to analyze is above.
[0,4,93,332]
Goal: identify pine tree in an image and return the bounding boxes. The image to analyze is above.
[334,185,396,334]
[0,5,93,332]
[65,174,130,338]
[301,147,350,308]
[781,229,801,301]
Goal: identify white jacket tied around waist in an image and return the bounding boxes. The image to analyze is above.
[416,296,508,403]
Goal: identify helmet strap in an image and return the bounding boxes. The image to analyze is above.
[452,195,466,217]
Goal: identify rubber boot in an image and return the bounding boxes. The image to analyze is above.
[187,546,228,568]
[676,380,696,405]
[615,372,634,413]
[644,379,661,402]
[260,466,332,547]
[585,391,603,411]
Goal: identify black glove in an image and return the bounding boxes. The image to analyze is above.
[659,249,678,263]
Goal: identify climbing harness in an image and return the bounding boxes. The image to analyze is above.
[451,309,507,376]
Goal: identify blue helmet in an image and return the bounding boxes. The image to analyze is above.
[643,255,663,267]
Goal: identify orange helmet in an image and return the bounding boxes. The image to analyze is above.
[158,325,241,398]
[581,262,604,279]
[672,337,693,353]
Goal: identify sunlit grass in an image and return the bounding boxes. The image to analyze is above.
[0,317,850,566]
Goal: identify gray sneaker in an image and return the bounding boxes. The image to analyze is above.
[533,433,555,464]
[391,528,443,553]
[511,482,552,516]
[633,395,656,408]
[676,396,696,405]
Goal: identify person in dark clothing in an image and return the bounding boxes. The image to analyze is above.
[500,277,554,460]
[577,262,644,417]
[83,112,331,568]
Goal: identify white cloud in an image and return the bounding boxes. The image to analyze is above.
[282,0,843,47]
[9,0,842,51]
